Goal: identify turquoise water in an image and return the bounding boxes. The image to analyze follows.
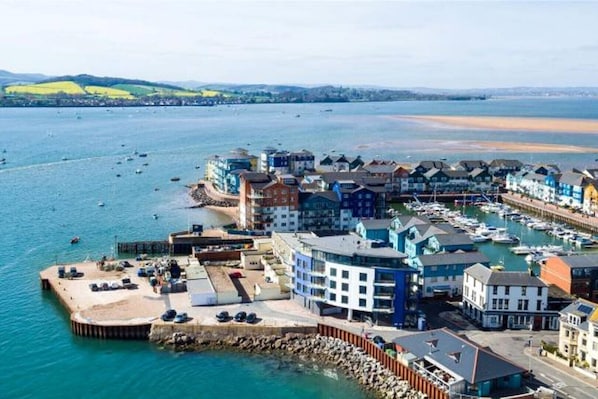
[1,98,598,398]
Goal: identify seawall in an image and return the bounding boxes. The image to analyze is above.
[502,193,598,234]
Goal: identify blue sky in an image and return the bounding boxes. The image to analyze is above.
[2,0,598,88]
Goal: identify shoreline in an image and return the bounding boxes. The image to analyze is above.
[153,332,424,399]
[393,115,598,134]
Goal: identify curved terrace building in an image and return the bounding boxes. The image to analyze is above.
[272,232,419,327]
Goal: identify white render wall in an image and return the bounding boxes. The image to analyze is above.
[325,261,376,313]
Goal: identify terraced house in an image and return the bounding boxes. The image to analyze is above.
[558,299,598,373]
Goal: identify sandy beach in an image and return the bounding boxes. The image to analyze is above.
[394,115,598,134]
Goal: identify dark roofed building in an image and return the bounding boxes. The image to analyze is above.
[394,328,526,397]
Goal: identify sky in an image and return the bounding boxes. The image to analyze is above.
[1,0,598,89]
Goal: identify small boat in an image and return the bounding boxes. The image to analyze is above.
[509,245,534,255]
[138,153,148,158]
[469,234,491,243]
[98,201,105,207]
[70,236,80,244]
[492,233,520,244]
[170,177,181,182]
[153,214,159,219]
[135,169,142,174]
[126,156,134,161]
[61,156,68,161]
[116,174,121,177]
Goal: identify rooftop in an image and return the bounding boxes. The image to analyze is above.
[393,328,526,383]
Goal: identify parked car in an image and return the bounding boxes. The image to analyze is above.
[173,313,188,323]
[137,267,147,277]
[246,312,257,324]
[88,283,99,292]
[229,271,243,278]
[119,260,132,268]
[216,311,229,322]
[234,311,247,322]
[161,309,177,321]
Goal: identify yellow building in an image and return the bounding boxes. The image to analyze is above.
[583,180,598,216]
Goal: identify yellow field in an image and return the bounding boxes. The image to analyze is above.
[5,81,86,95]
[84,86,134,99]
[200,89,222,97]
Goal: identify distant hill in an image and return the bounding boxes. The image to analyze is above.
[1,71,487,107]
[44,74,183,91]
[0,69,50,86]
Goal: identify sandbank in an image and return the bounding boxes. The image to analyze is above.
[394,115,598,134]
[355,139,598,153]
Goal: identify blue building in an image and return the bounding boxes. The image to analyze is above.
[272,232,419,327]
[388,215,431,253]
[411,251,489,298]
[206,148,255,194]
[332,180,376,230]
[355,218,393,242]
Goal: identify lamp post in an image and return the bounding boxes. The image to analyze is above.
[528,335,533,380]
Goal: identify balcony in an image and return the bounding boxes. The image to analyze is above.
[374,280,395,287]
[373,292,394,299]
[310,280,327,290]
[372,305,394,313]
[311,268,326,278]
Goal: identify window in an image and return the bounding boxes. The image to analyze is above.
[341,283,349,292]
[536,300,542,311]
[505,286,510,295]
[329,280,336,289]
[537,286,543,296]
[330,268,337,277]
[493,286,498,295]
[359,298,366,307]
[359,286,367,295]
[330,293,336,301]
[504,299,509,308]
[342,270,349,279]
[492,299,497,310]
[522,287,527,296]
[341,295,348,304]
[359,273,367,282]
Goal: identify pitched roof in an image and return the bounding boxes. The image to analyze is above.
[418,252,489,266]
[359,218,393,230]
[433,233,474,246]
[559,171,587,187]
[417,161,450,170]
[557,254,598,269]
[560,299,598,319]
[489,159,524,168]
[465,263,546,287]
[457,160,488,170]
[393,328,526,383]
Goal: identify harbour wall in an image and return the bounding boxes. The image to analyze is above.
[502,193,598,234]
[149,323,317,341]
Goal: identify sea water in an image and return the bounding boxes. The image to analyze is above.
[1,98,598,398]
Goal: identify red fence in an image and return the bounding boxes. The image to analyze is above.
[318,324,449,399]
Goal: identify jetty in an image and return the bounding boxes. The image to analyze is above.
[40,258,447,399]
